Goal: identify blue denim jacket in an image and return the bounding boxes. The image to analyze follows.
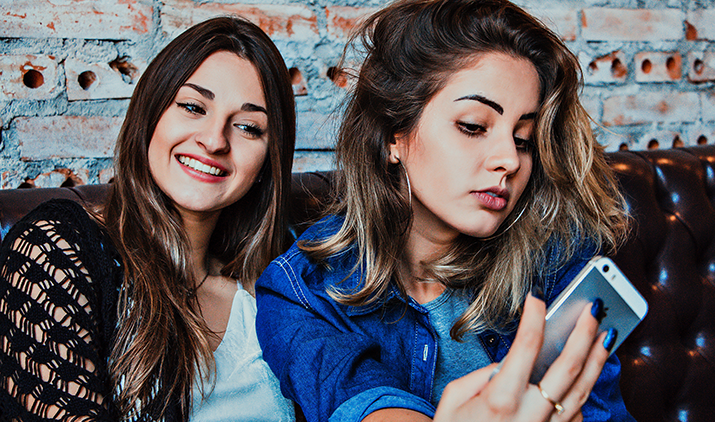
[255,215,635,422]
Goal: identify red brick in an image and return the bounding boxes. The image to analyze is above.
[161,0,318,40]
[30,168,89,188]
[688,52,715,83]
[99,167,115,184]
[325,6,377,40]
[602,92,699,126]
[581,8,684,42]
[0,55,59,100]
[14,116,122,160]
[65,57,146,101]
[635,52,682,83]
[686,9,715,41]
[580,51,627,85]
[1,0,151,39]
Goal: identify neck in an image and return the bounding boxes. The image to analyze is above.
[179,209,221,280]
[401,225,457,305]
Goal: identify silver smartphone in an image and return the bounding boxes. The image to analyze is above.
[529,256,648,384]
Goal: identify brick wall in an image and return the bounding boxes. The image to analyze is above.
[1,0,713,188]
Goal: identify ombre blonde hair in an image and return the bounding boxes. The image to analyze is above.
[302,0,628,338]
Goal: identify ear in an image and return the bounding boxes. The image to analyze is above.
[389,132,409,164]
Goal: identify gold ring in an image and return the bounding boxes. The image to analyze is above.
[537,383,564,415]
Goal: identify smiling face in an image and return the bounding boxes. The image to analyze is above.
[147,51,269,220]
[389,52,540,244]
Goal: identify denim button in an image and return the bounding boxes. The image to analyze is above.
[486,334,497,346]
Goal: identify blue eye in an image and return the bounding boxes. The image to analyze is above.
[235,123,266,139]
[177,102,206,115]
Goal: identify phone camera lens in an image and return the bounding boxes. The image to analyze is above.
[603,265,610,272]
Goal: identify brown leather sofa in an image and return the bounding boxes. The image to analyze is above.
[2,146,714,422]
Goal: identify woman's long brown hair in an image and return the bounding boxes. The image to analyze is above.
[102,16,295,419]
[302,0,628,338]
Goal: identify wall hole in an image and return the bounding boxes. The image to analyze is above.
[694,59,704,75]
[588,61,598,74]
[60,177,76,187]
[611,58,627,78]
[685,21,698,41]
[672,135,684,148]
[327,66,348,88]
[697,135,708,145]
[619,143,629,151]
[641,59,652,74]
[647,139,660,150]
[109,56,139,84]
[289,67,307,96]
[666,57,677,72]
[23,69,44,89]
[78,71,97,90]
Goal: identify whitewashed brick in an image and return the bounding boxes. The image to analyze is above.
[686,9,715,41]
[527,7,578,41]
[602,92,699,126]
[31,168,89,188]
[0,0,152,39]
[0,55,60,101]
[702,92,715,122]
[688,52,715,83]
[293,151,335,173]
[326,6,378,40]
[581,8,684,42]
[65,58,147,101]
[161,0,318,41]
[580,51,627,85]
[635,52,682,83]
[14,116,122,159]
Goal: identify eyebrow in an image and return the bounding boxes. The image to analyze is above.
[182,82,267,115]
[455,94,537,120]
[184,83,215,100]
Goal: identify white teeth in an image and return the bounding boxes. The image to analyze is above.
[177,155,226,176]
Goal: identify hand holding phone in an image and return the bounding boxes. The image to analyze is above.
[529,256,648,384]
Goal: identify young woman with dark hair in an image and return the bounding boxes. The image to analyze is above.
[0,16,296,421]
[255,1,632,421]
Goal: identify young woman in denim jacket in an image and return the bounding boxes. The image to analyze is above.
[256,0,632,421]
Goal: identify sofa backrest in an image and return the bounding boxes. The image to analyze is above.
[2,146,715,421]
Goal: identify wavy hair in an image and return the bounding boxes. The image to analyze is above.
[302,0,628,338]
[101,16,295,419]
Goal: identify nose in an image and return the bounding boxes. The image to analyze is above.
[196,118,230,155]
[485,131,521,175]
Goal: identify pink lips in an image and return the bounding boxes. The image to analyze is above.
[472,187,510,211]
[175,153,229,183]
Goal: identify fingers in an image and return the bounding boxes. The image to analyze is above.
[492,293,546,390]
[538,300,608,421]
[555,329,614,420]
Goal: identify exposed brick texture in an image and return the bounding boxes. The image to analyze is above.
[635,52,682,83]
[0,0,152,39]
[0,55,60,100]
[0,0,714,187]
[13,116,122,160]
[161,0,319,40]
[686,9,715,41]
[581,8,684,42]
[602,92,700,126]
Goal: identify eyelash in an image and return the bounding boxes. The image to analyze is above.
[457,121,535,152]
[235,123,265,139]
[177,102,266,138]
[177,102,206,115]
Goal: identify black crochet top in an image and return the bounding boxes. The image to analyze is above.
[0,199,123,421]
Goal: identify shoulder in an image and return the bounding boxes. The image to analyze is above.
[257,214,360,295]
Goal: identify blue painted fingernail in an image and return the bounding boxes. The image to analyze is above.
[603,328,618,352]
[591,298,604,321]
[530,284,544,301]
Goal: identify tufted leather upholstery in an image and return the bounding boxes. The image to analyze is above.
[1,146,714,421]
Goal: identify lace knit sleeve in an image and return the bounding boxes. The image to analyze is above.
[0,200,119,421]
